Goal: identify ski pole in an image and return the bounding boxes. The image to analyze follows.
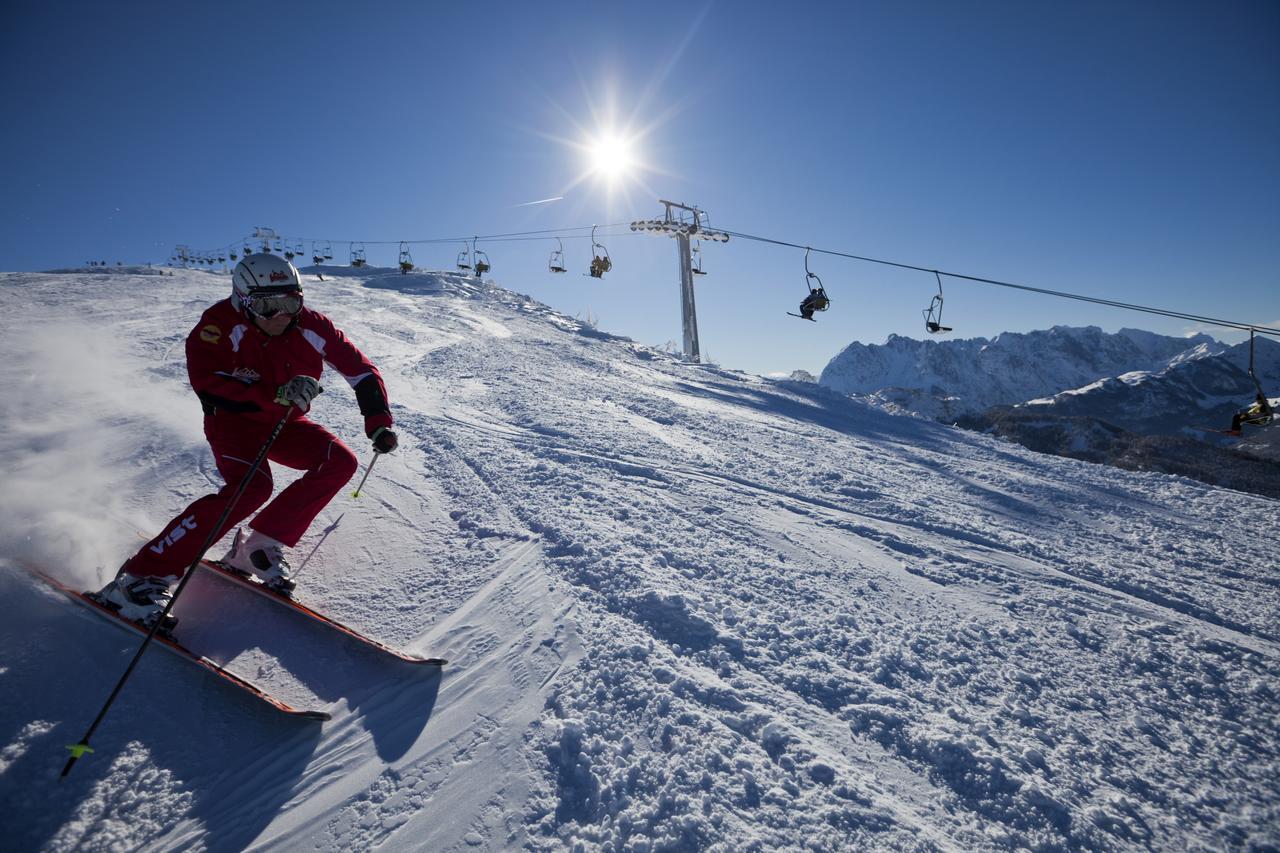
[350,451,380,498]
[61,407,294,780]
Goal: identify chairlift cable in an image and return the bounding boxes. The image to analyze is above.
[720,228,1280,338]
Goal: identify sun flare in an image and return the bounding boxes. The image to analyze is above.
[586,132,635,182]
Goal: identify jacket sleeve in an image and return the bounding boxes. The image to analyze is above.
[309,312,393,436]
[186,315,275,414]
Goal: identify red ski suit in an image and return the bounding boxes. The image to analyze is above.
[125,299,393,579]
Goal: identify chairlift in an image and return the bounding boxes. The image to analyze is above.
[587,225,612,279]
[923,271,953,334]
[273,238,284,253]
[243,244,253,258]
[283,244,295,261]
[230,250,238,262]
[312,241,325,265]
[548,237,567,273]
[399,241,414,274]
[456,242,472,272]
[472,237,491,276]
[787,248,830,321]
[350,242,366,268]
[691,240,706,276]
[1242,329,1275,428]
[320,241,333,260]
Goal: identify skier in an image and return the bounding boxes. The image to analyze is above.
[797,290,829,321]
[96,253,398,626]
[1228,392,1274,436]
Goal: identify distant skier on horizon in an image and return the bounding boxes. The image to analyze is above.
[95,253,399,627]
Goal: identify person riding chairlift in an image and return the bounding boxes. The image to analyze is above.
[1228,392,1273,436]
[798,290,829,321]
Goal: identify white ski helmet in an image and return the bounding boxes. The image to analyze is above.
[232,253,303,315]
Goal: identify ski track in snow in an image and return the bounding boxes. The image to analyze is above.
[0,267,1276,851]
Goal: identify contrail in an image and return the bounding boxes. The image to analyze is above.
[512,196,564,208]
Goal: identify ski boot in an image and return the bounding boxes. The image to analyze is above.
[92,573,179,636]
[221,528,296,594]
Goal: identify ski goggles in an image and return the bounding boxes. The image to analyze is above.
[246,291,303,318]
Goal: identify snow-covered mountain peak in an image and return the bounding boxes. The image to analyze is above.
[820,324,1222,419]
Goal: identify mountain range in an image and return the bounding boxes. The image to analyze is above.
[818,325,1280,495]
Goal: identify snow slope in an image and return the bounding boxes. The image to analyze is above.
[0,267,1277,851]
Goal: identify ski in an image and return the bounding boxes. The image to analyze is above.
[199,559,447,666]
[26,568,330,721]
[1190,425,1241,437]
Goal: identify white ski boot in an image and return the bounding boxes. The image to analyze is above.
[222,528,295,592]
[94,573,178,633]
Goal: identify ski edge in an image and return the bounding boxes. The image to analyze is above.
[200,560,447,666]
[23,567,331,721]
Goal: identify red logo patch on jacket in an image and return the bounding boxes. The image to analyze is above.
[199,324,221,344]
[269,271,290,282]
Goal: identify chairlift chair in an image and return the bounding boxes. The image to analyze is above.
[923,272,953,334]
[456,243,472,272]
[691,240,706,276]
[350,242,366,268]
[473,238,491,276]
[1241,329,1275,428]
[399,242,414,274]
[588,225,612,279]
[787,248,830,321]
[321,242,333,261]
[549,237,567,273]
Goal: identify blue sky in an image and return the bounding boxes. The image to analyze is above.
[3,0,1277,375]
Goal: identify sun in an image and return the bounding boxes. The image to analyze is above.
[586,132,635,182]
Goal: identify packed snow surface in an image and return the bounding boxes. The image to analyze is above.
[0,267,1277,851]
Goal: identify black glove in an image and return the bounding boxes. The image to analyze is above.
[371,426,398,454]
[276,375,321,412]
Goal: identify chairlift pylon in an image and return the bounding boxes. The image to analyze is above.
[787,248,830,321]
[549,237,567,274]
[587,225,612,279]
[923,271,953,334]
